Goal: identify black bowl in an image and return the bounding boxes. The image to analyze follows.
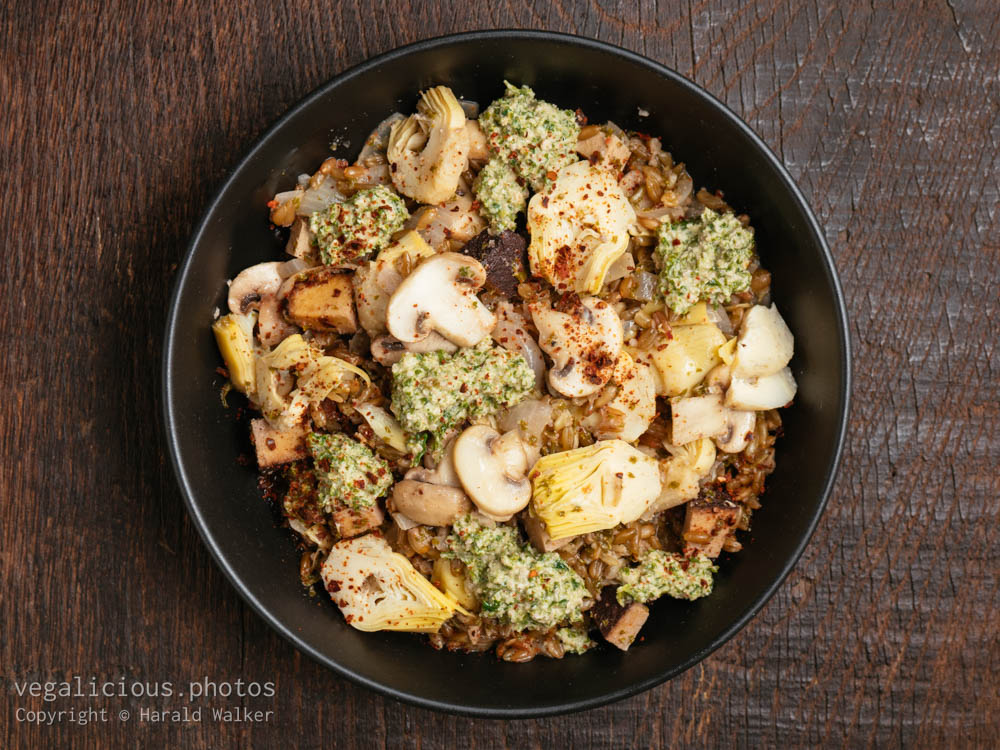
[163,30,850,717]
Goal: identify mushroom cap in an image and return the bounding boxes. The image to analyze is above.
[733,303,795,378]
[714,409,756,454]
[391,480,472,527]
[530,295,623,398]
[228,262,285,315]
[451,425,531,521]
[385,252,497,347]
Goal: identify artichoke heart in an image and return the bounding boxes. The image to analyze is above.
[526,160,636,294]
[320,535,468,632]
[212,312,257,394]
[257,334,371,430]
[530,440,662,540]
[387,85,469,205]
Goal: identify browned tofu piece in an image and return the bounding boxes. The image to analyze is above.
[250,418,309,468]
[286,218,318,263]
[332,503,385,538]
[682,491,741,559]
[591,586,649,651]
[285,267,358,333]
[522,512,572,553]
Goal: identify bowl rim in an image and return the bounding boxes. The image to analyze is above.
[162,28,852,718]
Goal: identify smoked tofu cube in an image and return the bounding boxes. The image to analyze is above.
[332,502,385,538]
[682,493,741,558]
[286,218,318,263]
[592,586,650,651]
[251,418,309,468]
[285,267,358,334]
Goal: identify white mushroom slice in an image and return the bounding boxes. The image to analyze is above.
[526,160,637,294]
[408,437,462,488]
[391,481,472,527]
[529,296,623,398]
[492,301,546,391]
[726,367,798,410]
[670,394,727,445]
[227,262,285,315]
[714,409,756,454]
[451,425,532,521]
[370,332,458,366]
[733,304,795,378]
[257,294,299,348]
[354,230,436,336]
[387,86,470,205]
[590,352,656,442]
[385,252,497,347]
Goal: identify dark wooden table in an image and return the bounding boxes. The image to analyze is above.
[3,1,997,747]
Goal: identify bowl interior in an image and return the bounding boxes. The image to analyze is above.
[164,32,849,717]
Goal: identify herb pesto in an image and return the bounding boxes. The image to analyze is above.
[655,207,755,314]
[616,550,717,604]
[473,157,528,234]
[479,82,580,192]
[446,514,589,631]
[389,340,534,448]
[308,185,408,266]
[307,432,393,512]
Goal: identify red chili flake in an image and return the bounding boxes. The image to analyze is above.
[672,238,681,246]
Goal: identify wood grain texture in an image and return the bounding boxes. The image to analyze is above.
[2,1,997,747]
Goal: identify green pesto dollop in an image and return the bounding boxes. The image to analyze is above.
[479,82,580,192]
[389,340,534,448]
[556,626,596,655]
[473,158,528,234]
[308,185,408,266]
[307,432,393,512]
[655,207,755,314]
[445,514,588,631]
[616,550,717,605]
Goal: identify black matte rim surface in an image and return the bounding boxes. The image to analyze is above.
[163,30,851,718]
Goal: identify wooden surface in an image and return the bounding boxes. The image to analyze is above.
[2,1,998,747]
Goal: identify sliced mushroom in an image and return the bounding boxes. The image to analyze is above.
[588,352,656,442]
[370,332,459,366]
[385,252,497,347]
[227,262,284,315]
[257,295,299,348]
[714,409,756,454]
[391,481,472,527]
[492,301,546,390]
[529,295,623,398]
[726,367,797,410]
[451,425,532,521]
[387,86,470,205]
[353,230,436,336]
[733,303,794,378]
[392,439,471,526]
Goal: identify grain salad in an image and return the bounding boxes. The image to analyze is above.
[212,81,798,660]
